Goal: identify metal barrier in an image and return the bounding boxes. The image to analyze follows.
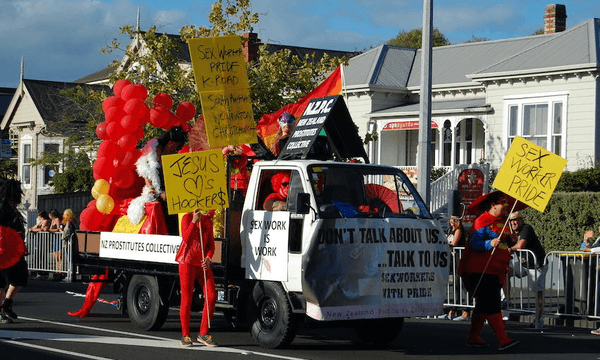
[445,247,600,326]
[25,231,73,282]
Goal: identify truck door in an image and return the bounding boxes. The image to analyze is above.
[244,169,304,291]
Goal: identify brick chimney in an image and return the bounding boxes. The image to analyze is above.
[544,4,567,34]
[242,31,260,63]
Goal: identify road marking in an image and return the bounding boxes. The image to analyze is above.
[1,317,307,360]
[0,339,114,360]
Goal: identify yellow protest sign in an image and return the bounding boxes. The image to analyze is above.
[188,36,249,92]
[200,89,256,148]
[188,36,255,147]
[492,136,567,212]
[161,149,229,214]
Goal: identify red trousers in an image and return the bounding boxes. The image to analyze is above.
[179,263,216,337]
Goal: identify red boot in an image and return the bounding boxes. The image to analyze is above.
[466,311,487,347]
[68,273,108,317]
[487,312,519,351]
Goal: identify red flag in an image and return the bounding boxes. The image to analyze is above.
[256,66,342,151]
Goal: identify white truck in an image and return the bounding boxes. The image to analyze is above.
[74,96,450,349]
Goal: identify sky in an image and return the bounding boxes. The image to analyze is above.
[1,0,599,89]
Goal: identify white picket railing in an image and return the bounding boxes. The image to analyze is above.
[25,231,73,282]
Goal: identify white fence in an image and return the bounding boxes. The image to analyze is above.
[445,247,600,324]
[25,231,74,282]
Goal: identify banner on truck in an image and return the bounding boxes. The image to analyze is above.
[162,149,229,214]
[244,211,290,282]
[188,36,255,148]
[302,218,449,321]
[99,232,181,264]
[492,135,567,212]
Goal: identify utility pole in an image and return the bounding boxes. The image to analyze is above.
[417,0,433,205]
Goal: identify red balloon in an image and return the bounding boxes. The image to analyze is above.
[117,134,137,151]
[176,102,196,121]
[149,107,170,128]
[104,106,125,123]
[124,98,148,118]
[133,84,148,100]
[153,93,173,111]
[106,121,125,139]
[132,127,145,142]
[118,148,141,168]
[93,157,115,180]
[121,83,148,101]
[79,205,101,231]
[96,122,109,140]
[113,168,136,189]
[120,115,139,133]
[113,79,131,98]
[102,96,124,112]
[97,140,119,159]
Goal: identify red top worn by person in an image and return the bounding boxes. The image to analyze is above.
[176,209,218,347]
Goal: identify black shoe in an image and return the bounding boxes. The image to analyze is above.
[498,339,519,351]
[1,304,17,320]
[0,313,12,324]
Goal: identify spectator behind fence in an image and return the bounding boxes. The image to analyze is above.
[29,210,50,232]
[441,216,470,321]
[580,230,595,252]
[508,211,547,329]
[48,209,64,278]
[61,209,76,281]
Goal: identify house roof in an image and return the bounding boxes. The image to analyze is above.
[344,18,600,90]
[0,87,16,119]
[23,79,110,123]
[1,80,110,131]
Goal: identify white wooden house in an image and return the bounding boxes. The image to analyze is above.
[342,9,599,173]
[0,80,109,208]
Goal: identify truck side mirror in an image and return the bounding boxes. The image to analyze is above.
[295,193,311,214]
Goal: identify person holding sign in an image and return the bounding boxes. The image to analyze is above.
[263,171,291,211]
[177,208,217,347]
[459,191,519,351]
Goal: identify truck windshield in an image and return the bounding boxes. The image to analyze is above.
[307,164,431,219]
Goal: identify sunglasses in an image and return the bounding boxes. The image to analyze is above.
[281,182,290,187]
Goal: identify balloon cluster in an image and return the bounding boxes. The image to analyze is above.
[80,79,196,231]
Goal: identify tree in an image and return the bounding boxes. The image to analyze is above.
[387,28,451,48]
[43,0,346,192]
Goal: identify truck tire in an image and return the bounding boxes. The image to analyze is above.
[248,281,297,349]
[354,318,403,347]
[126,275,169,331]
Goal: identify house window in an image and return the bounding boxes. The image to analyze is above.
[505,93,567,156]
[42,142,60,187]
[21,139,32,187]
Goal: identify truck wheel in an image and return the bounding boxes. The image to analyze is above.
[354,318,403,347]
[248,281,297,349]
[126,275,169,331]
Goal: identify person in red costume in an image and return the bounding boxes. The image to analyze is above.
[177,208,217,347]
[263,171,291,211]
[0,178,28,324]
[459,191,519,351]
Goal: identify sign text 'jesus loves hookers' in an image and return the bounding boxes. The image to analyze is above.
[162,149,229,214]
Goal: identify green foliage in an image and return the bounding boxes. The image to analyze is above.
[430,167,448,182]
[520,193,600,252]
[49,149,95,193]
[0,158,17,179]
[387,28,451,48]
[555,167,600,192]
[464,36,488,43]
